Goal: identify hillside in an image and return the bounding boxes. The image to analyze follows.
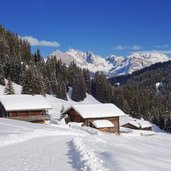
[0,80,100,119]
[110,60,171,132]
[109,60,171,85]
[1,77,171,171]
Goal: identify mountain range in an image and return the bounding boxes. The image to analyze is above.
[50,49,170,77]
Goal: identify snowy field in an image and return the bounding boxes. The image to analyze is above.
[0,118,171,171]
[0,83,171,171]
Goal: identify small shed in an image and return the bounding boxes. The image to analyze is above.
[122,121,140,130]
[91,120,115,133]
[63,103,125,134]
[0,95,52,123]
[122,120,152,131]
[140,121,152,131]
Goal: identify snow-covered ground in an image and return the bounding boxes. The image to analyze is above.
[0,82,171,171]
[0,118,171,171]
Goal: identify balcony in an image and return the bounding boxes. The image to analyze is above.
[9,114,51,122]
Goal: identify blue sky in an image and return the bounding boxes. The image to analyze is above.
[1,0,171,57]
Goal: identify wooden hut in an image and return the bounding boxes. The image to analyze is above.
[91,120,115,133]
[122,120,152,131]
[122,121,140,130]
[0,95,52,123]
[63,103,125,134]
[140,122,152,131]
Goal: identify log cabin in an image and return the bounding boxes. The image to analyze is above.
[63,103,125,134]
[0,95,52,123]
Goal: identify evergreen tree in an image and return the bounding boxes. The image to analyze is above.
[60,105,65,120]
[92,71,113,103]
[71,69,86,102]
[34,49,41,63]
[67,62,86,101]
[4,77,15,95]
[83,68,91,94]
[0,64,5,86]
[21,64,46,95]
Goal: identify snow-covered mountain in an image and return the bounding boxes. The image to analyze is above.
[50,49,113,73]
[108,52,170,77]
[50,49,170,77]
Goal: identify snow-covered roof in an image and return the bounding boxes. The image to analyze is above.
[139,121,152,128]
[0,95,52,111]
[129,121,140,128]
[64,103,125,119]
[120,115,152,129]
[92,120,114,128]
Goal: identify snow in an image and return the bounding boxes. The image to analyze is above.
[156,82,162,93]
[156,82,162,88]
[139,120,152,129]
[92,120,114,128]
[120,115,152,129]
[50,49,113,74]
[0,105,171,171]
[50,49,170,77]
[109,52,170,77]
[65,103,125,119]
[0,95,52,111]
[71,136,109,171]
[128,120,140,128]
[0,82,171,171]
[46,92,100,119]
[0,119,79,171]
[68,122,102,136]
[0,79,22,95]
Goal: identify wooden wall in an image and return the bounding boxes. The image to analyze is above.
[97,127,116,133]
[65,108,120,133]
[122,123,139,129]
[122,123,152,131]
[87,117,120,134]
[0,102,50,124]
[9,110,45,117]
[66,108,84,123]
[141,127,152,131]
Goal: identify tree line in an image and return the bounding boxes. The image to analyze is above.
[110,61,171,133]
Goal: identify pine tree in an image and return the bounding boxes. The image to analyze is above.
[93,71,112,103]
[60,105,65,120]
[0,64,5,86]
[21,64,46,95]
[34,49,41,63]
[83,68,91,94]
[56,75,67,100]
[71,70,86,102]
[4,77,15,95]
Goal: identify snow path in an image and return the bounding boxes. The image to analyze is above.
[0,119,109,171]
[70,136,108,171]
[0,135,75,171]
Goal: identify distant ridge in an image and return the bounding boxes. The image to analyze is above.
[49,49,170,77]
